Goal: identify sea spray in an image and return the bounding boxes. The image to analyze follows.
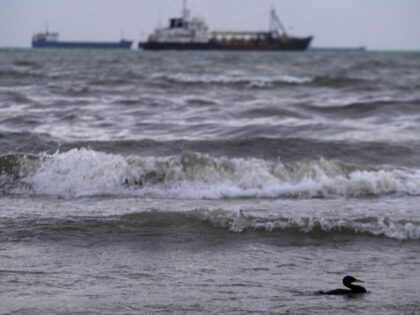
[1,148,420,198]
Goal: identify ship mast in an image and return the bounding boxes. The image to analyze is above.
[269,7,288,37]
[182,0,190,19]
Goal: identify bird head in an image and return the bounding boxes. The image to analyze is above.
[343,275,364,285]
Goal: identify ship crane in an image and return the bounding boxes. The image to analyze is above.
[269,7,288,38]
[139,2,312,50]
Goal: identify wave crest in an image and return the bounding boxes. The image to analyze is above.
[2,148,420,199]
[196,209,420,240]
[4,209,419,241]
[153,73,311,87]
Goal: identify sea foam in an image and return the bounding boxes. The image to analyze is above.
[153,72,311,87]
[195,208,420,240]
[6,148,420,199]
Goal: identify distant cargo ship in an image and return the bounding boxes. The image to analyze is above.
[32,32,133,49]
[139,1,312,51]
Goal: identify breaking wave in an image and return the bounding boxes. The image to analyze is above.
[196,209,420,241]
[300,99,420,117]
[3,209,419,241]
[152,73,378,88]
[153,73,311,87]
[2,148,420,199]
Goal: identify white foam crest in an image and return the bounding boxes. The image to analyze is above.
[25,148,131,197]
[17,149,420,199]
[196,209,420,240]
[154,72,311,87]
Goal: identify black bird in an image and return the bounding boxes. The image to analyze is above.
[319,276,367,295]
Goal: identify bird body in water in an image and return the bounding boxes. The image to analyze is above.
[320,276,367,295]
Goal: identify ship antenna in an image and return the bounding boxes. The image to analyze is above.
[270,6,287,37]
[45,22,49,34]
[182,0,189,19]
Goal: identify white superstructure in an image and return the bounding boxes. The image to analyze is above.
[32,31,59,42]
[147,0,209,43]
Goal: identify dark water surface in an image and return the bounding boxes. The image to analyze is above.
[0,49,420,314]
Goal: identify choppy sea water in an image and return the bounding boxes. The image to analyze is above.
[0,49,420,314]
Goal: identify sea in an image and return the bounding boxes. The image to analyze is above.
[0,48,419,314]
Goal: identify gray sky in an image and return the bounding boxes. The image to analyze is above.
[1,0,420,50]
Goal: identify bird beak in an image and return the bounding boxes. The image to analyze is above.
[354,278,364,283]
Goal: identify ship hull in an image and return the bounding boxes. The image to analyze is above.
[139,36,312,51]
[32,40,132,49]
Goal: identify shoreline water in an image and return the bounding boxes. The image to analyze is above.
[1,49,419,314]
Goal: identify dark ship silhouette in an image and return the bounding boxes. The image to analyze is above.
[139,1,312,51]
[32,30,132,49]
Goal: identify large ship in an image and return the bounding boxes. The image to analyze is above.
[32,31,133,49]
[139,1,312,51]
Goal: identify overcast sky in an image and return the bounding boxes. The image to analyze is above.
[1,0,420,50]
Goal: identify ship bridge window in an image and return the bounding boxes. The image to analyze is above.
[170,18,185,28]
